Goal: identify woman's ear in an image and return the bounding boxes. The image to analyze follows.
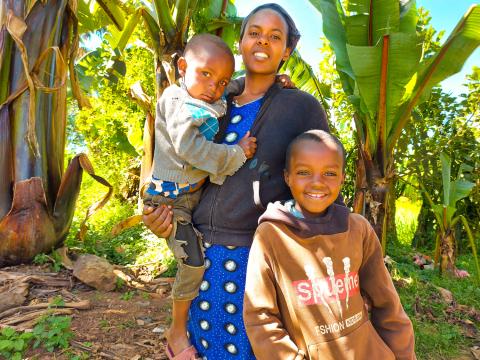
[177,57,187,77]
[282,47,292,61]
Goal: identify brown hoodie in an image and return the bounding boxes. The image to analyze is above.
[243,202,415,360]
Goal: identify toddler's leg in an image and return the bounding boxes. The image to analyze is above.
[166,223,204,357]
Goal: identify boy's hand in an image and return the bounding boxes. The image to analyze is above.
[238,131,257,159]
[276,74,296,89]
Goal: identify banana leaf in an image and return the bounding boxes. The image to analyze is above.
[281,50,330,112]
[389,4,480,150]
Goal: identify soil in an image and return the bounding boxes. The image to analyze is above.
[1,264,173,360]
[1,264,478,360]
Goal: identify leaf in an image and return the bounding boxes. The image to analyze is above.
[346,42,382,119]
[140,8,161,52]
[385,32,422,137]
[153,0,176,41]
[96,0,126,31]
[309,0,355,83]
[399,0,417,34]
[345,14,369,46]
[13,339,24,351]
[116,10,142,53]
[52,154,112,241]
[449,179,475,206]
[0,340,12,350]
[432,204,456,227]
[281,50,330,109]
[391,5,480,147]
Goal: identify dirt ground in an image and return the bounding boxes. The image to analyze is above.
[1,264,479,360]
[1,264,172,360]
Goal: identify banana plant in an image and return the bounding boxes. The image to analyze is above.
[281,49,331,113]
[0,0,112,266]
[309,0,480,252]
[419,153,479,283]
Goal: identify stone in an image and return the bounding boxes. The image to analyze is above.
[73,254,117,291]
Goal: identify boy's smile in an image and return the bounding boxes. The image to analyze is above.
[284,139,345,217]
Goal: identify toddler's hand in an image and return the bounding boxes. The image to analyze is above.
[238,131,257,159]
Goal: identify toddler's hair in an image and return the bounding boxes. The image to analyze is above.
[184,33,234,65]
[285,130,346,171]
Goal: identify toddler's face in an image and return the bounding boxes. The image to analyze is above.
[284,140,344,217]
[178,50,234,103]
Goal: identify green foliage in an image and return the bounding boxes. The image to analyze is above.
[120,290,137,301]
[192,0,241,49]
[33,251,63,272]
[393,254,480,359]
[0,300,74,358]
[32,315,74,352]
[395,197,421,247]
[70,41,154,197]
[0,327,33,360]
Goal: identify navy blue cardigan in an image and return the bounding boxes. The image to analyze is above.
[193,81,331,246]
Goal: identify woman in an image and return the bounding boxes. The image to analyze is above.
[144,4,332,359]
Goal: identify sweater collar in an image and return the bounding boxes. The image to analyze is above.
[259,201,350,238]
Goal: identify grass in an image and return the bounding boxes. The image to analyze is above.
[66,184,479,359]
[65,178,176,276]
[391,197,479,359]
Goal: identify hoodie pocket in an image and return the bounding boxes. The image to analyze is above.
[307,320,395,360]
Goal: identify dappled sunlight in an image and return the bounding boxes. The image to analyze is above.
[395,197,422,246]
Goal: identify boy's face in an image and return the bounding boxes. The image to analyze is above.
[177,49,234,103]
[284,139,345,217]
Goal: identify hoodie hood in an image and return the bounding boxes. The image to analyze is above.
[259,201,350,238]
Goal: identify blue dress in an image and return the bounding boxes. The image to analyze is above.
[187,98,262,360]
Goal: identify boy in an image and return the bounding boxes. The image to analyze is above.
[243,130,415,360]
[144,34,256,358]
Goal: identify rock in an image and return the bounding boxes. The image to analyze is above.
[135,300,151,307]
[136,315,153,324]
[472,346,480,360]
[136,319,145,326]
[73,254,117,291]
[436,286,454,304]
[152,326,165,333]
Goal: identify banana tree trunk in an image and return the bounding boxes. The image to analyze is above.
[352,152,367,214]
[439,230,456,275]
[386,176,398,243]
[0,0,111,266]
[363,156,390,253]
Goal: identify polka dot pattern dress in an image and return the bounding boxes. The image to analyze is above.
[187,98,263,359]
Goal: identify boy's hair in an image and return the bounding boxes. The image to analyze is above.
[183,33,234,65]
[285,130,346,172]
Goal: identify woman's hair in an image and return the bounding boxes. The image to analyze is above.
[239,3,300,67]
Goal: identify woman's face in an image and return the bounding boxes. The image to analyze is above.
[240,9,291,75]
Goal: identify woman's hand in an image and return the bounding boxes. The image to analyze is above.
[143,205,173,238]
